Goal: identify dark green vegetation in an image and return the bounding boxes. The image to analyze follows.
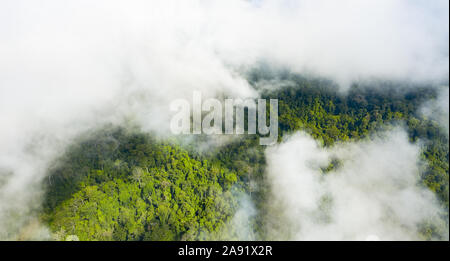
[270,76,449,210]
[42,73,449,240]
[43,129,243,240]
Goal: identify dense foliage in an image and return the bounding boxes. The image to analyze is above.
[266,75,448,209]
[44,129,242,240]
[42,73,449,240]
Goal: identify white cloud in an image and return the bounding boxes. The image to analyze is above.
[265,129,447,240]
[0,0,448,239]
[420,86,449,135]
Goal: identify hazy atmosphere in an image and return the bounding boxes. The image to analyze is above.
[0,0,448,241]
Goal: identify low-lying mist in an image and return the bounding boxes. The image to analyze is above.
[0,0,448,240]
[264,128,448,240]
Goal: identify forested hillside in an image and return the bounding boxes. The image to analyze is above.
[43,129,243,240]
[42,75,449,240]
